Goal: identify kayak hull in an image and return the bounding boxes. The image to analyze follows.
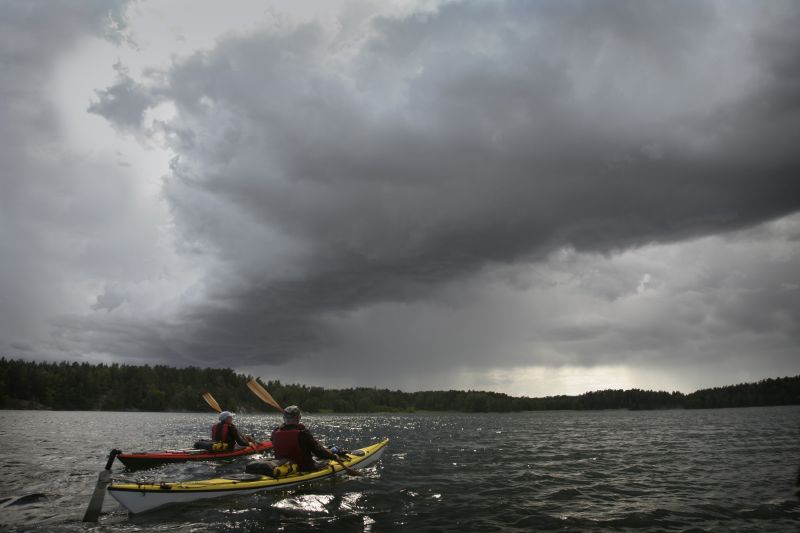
[117,441,273,471]
[108,439,388,514]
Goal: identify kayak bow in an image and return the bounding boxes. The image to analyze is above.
[108,439,388,513]
[117,441,273,471]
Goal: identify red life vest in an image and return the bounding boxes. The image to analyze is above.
[211,421,230,443]
[272,425,305,465]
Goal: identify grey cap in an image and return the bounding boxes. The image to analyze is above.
[283,405,301,423]
[218,410,233,421]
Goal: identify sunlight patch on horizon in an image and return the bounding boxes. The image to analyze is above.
[462,365,638,397]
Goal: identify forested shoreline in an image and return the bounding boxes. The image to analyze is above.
[1,358,798,413]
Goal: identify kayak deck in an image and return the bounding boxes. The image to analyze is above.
[108,439,388,513]
[117,441,273,470]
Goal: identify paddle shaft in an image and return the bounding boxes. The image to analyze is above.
[332,455,363,476]
[246,379,361,476]
[205,392,257,446]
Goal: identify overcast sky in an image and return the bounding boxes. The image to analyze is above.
[1,0,798,396]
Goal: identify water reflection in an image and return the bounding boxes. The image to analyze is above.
[273,494,335,513]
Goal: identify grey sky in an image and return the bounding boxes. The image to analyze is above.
[1,1,798,395]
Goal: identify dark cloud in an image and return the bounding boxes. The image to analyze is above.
[88,62,159,132]
[76,0,800,374]
[278,217,800,391]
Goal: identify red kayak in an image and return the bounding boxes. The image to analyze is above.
[117,441,272,471]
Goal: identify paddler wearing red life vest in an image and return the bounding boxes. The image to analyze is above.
[211,411,256,451]
[270,405,338,471]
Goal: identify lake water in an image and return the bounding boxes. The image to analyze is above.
[0,407,798,531]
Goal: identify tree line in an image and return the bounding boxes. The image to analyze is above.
[1,358,798,412]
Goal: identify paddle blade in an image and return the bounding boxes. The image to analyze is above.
[82,449,120,522]
[247,379,283,412]
[202,392,223,413]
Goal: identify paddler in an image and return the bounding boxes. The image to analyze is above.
[271,405,339,471]
[212,411,256,451]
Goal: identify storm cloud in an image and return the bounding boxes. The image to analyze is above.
[2,1,799,393]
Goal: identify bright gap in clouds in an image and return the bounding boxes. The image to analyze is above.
[46,37,182,309]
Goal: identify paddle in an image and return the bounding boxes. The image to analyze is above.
[246,379,283,412]
[202,392,223,413]
[246,378,362,476]
[82,448,121,522]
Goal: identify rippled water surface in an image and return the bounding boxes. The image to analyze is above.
[0,407,798,531]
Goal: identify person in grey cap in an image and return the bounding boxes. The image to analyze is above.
[211,411,256,451]
[270,405,337,471]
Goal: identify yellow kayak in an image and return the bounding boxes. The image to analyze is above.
[108,439,388,514]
